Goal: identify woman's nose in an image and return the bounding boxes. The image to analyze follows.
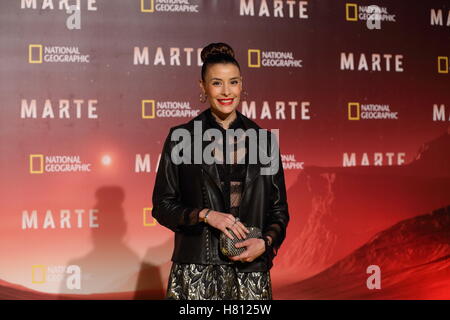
[222,84,230,95]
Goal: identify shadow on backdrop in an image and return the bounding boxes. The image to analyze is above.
[57,186,163,299]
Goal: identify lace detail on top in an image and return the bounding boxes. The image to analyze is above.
[197,109,284,258]
[206,110,248,218]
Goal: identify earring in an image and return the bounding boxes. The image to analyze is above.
[199,92,207,103]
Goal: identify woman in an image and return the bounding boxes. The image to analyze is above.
[152,42,289,300]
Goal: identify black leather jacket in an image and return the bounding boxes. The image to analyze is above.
[152,109,290,272]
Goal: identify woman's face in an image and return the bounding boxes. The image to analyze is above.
[199,63,242,119]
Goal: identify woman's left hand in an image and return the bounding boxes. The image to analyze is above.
[229,238,265,263]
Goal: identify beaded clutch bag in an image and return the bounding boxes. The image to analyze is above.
[219,226,262,257]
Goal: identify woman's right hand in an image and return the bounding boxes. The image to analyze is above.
[204,210,249,240]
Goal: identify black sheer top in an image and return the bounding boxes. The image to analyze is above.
[204,108,247,219]
[184,109,279,257]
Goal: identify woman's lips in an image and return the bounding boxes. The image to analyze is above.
[217,98,234,106]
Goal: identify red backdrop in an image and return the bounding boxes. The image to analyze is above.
[0,0,449,299]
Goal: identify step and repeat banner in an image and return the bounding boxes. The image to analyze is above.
[0,0,449,299]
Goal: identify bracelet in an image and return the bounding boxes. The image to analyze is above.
[203,209,212,224]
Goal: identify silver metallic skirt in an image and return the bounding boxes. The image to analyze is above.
[165,263,272,300]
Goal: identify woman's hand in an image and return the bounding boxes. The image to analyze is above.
[204,210,249,240]
[229,238,266,263]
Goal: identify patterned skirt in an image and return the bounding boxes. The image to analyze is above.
[165,263,272,300]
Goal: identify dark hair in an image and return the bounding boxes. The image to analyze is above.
[200,42,241,81]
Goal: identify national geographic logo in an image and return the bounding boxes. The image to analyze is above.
[281,154,304,170]
[28,44,90,64]
[437,56,449,74]
[347,102,398,120]
[140,0,200,13]
[29,155,92,174]
[239,0,309,19]
[248,49,302,68]
[133,46,202,66]
[20,0,98,30]
[144,207,157,226]
[343,152,406,167]
[141,100,201,119]
[345,3,396,23]
[31,265,81,290]
[241,100,311,120]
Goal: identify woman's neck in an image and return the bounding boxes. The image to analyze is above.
[210,109,237,130]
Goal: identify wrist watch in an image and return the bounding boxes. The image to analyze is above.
[201,209,212,224]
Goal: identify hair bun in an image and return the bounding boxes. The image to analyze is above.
[201,42,235,63]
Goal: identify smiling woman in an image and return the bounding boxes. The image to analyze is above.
[198,43,244,123]
[151,42,290,300]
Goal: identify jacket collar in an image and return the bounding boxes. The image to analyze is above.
[186,108,263,199]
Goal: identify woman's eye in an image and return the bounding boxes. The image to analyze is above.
[212,82,221,86]
[231,80,239,85]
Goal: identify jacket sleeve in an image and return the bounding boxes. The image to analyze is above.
[262,135,290,258]
[151,128,203,232]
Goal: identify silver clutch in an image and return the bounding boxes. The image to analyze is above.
[219,226,262,257]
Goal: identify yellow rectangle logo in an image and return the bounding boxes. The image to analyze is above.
[142,100,155,119]
[348,102,360,120]
[29,44,43,64]
[248,49,261,68]
[141,0,154,12]
[30,154,44,174]
[438,56,449,74]
[346,3,358,21]
[32,265,46,284]
[143,207,157,226]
